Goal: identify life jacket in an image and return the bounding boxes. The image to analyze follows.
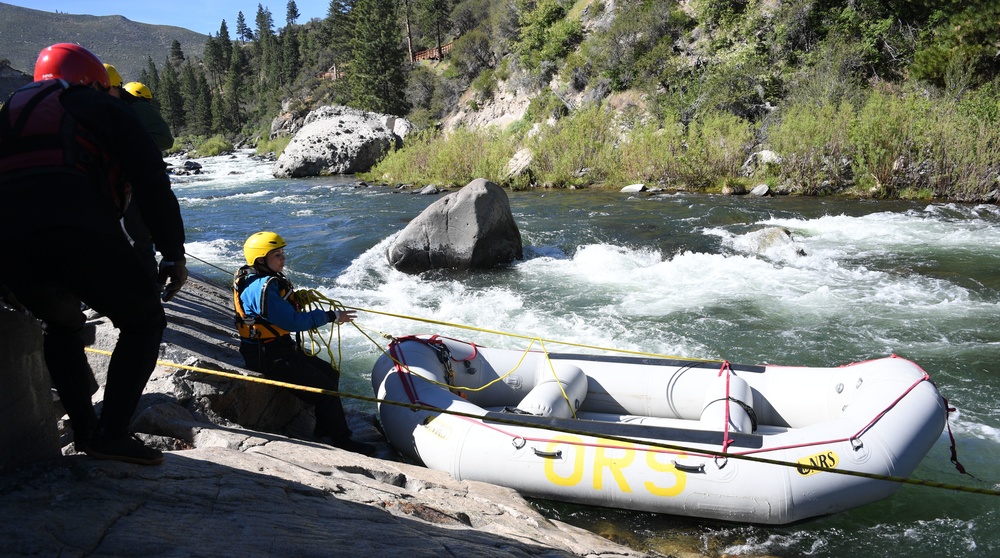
[232,265,296,343]
[0,79,128,212]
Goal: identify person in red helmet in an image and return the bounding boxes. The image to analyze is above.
[0,43,187,465]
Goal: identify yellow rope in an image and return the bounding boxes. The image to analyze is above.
[347,306,722,363]
[289,290,576,417]
[291,289,347,370]
[184,254,718,363]
[166,260,992,496]
[83,345,1000,498]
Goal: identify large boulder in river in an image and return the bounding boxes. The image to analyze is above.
[387,179,523,274]
[272,105,413,178]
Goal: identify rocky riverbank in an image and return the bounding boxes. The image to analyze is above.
[0,276,649,558]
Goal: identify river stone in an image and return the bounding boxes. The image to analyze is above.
[272,105,412,178]
[0,305,61,473]
[386,178,523,273]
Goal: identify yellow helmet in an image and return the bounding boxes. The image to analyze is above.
[243,231,286,265]
[124,81,152,100]
[103,63,122,87]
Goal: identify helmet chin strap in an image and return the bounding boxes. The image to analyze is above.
[254,260,284,276]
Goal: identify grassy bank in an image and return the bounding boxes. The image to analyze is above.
[364,83,1000,202]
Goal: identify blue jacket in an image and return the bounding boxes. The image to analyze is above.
[237,271,328,342]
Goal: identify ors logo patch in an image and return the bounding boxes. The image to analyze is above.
[796,451,839,476]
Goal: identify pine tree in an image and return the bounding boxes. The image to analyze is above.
[325,0,355,80]
[204,32,227,92]
[281,1,302,85]
[254,3,279,89]
[158,59,185,132]
[236,11,252,43]
[421,0,451,60]
[144,56,161,109]
[282,28,301,85]
[169,40,185,65]
[195,72,213,135]
[222,42,248,133]
[180,62,202,134]
[218,20,232,69]
[401,0,415,63]
[349,0,409,115]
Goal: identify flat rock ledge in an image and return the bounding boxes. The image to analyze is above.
[0,276,647,558]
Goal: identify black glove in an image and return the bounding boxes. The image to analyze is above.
[157,257,188,302]
[326,309,357,324]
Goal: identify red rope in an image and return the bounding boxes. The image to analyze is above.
[388,339,421,405]
[849,373,930,441]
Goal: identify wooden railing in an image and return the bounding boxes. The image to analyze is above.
[320,42,454,81]
[414,41,453,62]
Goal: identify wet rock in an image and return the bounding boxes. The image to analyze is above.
[386,179,523,274]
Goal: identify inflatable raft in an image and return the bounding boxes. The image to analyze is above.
[370,335,947,524]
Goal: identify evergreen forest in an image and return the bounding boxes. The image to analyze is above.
[133,1,1000,200]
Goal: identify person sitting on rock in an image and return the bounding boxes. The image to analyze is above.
[233,231,376,457]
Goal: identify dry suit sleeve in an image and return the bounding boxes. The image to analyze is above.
[110,102,186,260]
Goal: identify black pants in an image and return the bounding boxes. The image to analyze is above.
[1,227,166,441]
[239,336,352,440]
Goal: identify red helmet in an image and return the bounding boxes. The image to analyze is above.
[33,43,110,88]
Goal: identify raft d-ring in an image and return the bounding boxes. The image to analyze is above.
[714,455,729,469]
[511,436,526,449]
[851,437,864,451]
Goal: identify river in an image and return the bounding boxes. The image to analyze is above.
[169,150,999,557]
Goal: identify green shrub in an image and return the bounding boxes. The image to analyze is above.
[613,115,685,185]
[256,134,291,158]
[169,134,234,157]
[676,110,754,189]
[849,88,928,197]
[470,68,496,103]
[193,135,235,157]
[767,100,854,194]
[529,103,617,186]
[524,87,569,123]
[363,128,517,186]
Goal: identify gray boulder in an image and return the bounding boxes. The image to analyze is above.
[273,105,413,178]
[0,305,61,473]
[387,179,523,274]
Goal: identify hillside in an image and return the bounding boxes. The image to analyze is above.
[0,2,206,86]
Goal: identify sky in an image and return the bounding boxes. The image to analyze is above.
[4,1,332,35]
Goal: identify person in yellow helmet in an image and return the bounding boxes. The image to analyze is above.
[122,81,173,151]
[118,80,174,283]
[103,63,123,97]
[233,232,376,457]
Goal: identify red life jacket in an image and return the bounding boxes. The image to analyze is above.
[0,79,128,212]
